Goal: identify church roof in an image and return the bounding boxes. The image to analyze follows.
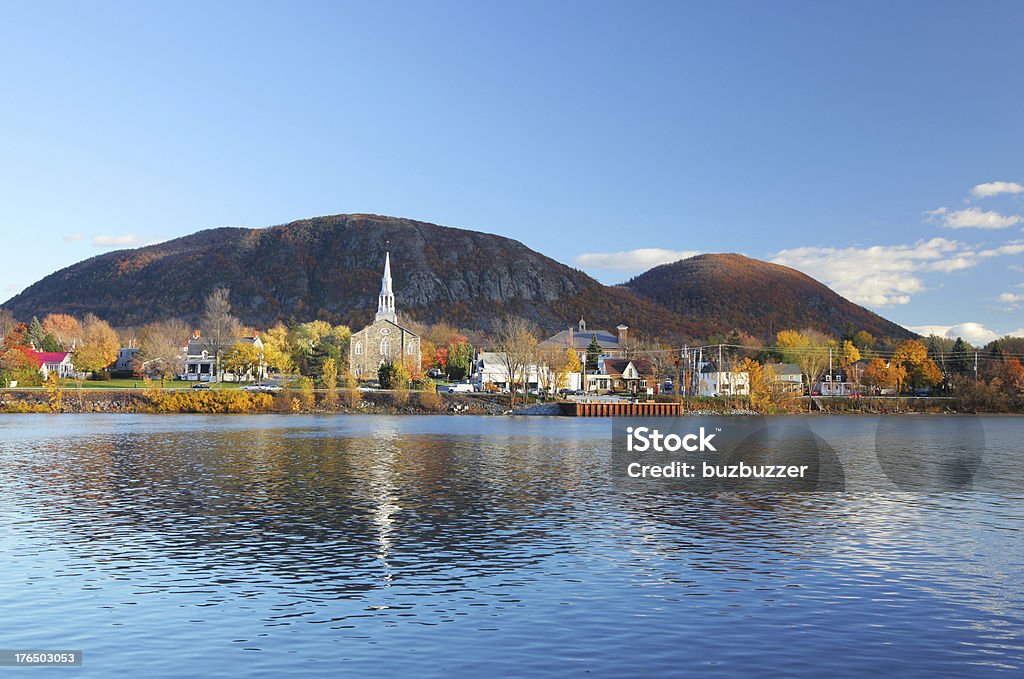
[351,318,419,337]
[542,328,621,351]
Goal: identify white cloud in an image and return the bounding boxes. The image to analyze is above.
[929,207,1022,229]
[1000,292,1024,303]
[575,248,701,272]
[92,234,144,248]
[63,233,83,242]
[971,181,1024,199]
[1009,328,1024,338]
[905,322,1002,345]
[771,237,1024,307]
[772,237,961,306]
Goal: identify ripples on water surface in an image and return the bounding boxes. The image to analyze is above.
[0,414,1021,677]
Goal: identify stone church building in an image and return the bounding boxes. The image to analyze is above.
[349,252,422,379]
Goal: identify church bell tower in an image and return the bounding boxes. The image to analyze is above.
[375,251,397,324]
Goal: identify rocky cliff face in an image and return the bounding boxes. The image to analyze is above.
[2,215,914,341]
[2,214,688,337]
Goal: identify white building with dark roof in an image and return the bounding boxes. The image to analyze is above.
[539,318,629,363]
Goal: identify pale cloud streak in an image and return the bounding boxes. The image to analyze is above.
[575,248,701,272]
[928,206,1022,229]
[770,238,1024,307]
[92,234,144,248]
[63,233,83,242]
[971,181,1024,199]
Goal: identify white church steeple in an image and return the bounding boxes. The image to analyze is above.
[375,251,397,323]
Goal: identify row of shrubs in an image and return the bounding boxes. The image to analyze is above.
[0,385,452,414]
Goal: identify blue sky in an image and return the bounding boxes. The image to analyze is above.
[1,1,1022,342]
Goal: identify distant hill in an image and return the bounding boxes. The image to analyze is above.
[1,215,914,341]
[621,253,915,340]
[1,214,693,337]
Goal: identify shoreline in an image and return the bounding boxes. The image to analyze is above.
[0,388,1019,416]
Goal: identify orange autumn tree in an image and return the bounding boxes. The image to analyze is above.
[891,339,943,393]
[862,358,898,394]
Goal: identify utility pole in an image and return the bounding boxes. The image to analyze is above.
[673,350,683,406]
[719,343,724,396]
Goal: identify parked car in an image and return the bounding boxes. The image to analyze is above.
[442,382,474,393]
[191,383,210,390]
[427,368,444,378]
[244,384,283,393]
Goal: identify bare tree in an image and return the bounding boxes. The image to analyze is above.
[635,340,673,385]
[200,288,240,382]
[494,316,538,408]
[0,309,17,340]
[137,318,190,384]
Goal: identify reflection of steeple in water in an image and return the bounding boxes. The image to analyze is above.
[367,428,402,586]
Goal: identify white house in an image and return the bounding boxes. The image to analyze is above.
[765,363,804,394]
[181,331,265,382]
[29,351,76,379]
[697,361,749,397]
[115,347,140,373]
[471,351,582,392]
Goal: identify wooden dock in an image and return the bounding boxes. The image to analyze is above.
[565,400,684,417]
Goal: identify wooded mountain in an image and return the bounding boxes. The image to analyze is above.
[622,253,914,340]
[2,214,914,341]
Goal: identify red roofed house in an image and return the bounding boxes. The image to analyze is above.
[28,351,75,379]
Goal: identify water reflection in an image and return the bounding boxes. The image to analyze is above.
[0,414,1021,678]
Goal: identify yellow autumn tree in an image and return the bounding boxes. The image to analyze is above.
[224,341,261,382]
[321,357,338,410]
[261,323,294,374]
[736,357,774,412]
[891,339,943,392]
[74,314,120,378]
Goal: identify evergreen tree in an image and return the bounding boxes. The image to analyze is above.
[26,316,45,348]
[40,334,63,353]
[725,330,742,360]
[585,334,602,372]
[950,337,969,374]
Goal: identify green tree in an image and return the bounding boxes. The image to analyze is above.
[39,334,64,352]
[26,317,45,348]
[585,334,602,372]
[378,360,409,389]
[950,337,969,374]
[446,335,473,380]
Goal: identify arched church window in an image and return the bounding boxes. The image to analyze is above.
[354,341,363,355]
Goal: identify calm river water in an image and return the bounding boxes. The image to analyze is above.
[0,414,1021,677]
